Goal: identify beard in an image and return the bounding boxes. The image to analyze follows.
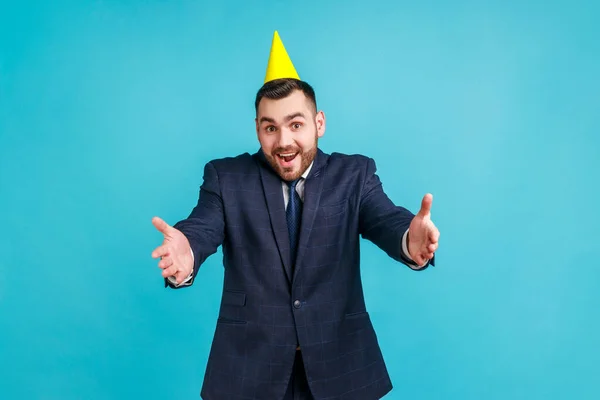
[265,135,318,182]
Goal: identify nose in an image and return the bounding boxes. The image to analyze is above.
[276,127,294,149]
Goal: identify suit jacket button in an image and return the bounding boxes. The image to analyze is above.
[293,300,301,309]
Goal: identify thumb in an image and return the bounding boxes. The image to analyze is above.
[152,216,173,236]
[417,193,433,217]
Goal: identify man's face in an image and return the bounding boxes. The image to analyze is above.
[255,90,326,181]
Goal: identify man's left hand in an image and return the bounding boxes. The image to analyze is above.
[408,193,440,266]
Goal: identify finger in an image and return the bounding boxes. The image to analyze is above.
[162,265,179,278]
[152,216,172,236]
[417,193,433,217]
[428,226,439,243]
[158,257,173,269]
[413,254,425,266]
[416,253,433,265]
[174,270,189,285]
[151,244,170,259]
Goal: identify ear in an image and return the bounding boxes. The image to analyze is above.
[255,117,259,135]
[315,111,326,138]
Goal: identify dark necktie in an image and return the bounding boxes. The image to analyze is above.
[286,179,303,267]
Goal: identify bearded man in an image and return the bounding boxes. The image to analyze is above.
[151,31,439,400]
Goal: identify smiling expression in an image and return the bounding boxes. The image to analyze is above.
[256,90,326,181]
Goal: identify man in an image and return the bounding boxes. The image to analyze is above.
[151,31,439,400]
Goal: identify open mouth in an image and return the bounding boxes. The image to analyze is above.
[277,152,299,164]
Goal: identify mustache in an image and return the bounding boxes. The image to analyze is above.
[272,147,301,155]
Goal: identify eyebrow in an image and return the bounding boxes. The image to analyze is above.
[284,112,305,121]
[259,112,306,125]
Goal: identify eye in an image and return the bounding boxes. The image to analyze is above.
[265,125,277,133]
[291,122,302,130]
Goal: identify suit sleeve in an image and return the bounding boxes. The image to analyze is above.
[166,161,226,288]
[358,158,434,270]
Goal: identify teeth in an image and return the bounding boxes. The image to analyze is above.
[279,153,295,157]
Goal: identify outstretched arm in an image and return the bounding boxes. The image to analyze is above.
[151,161,225,288]
[358,158,438,269]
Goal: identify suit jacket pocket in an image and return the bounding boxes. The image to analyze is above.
[320,200,347,218]
[218,291,247,324]
[343,311,372,334]
[217,317,247,325]
[345,311,368,320]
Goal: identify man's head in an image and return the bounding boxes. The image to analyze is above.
[255,78,325,181]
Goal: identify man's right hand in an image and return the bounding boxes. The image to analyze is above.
[151,216,194,285]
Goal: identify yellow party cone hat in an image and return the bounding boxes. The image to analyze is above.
[264,31,300,83]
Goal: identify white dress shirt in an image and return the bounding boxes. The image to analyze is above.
[168,162,424,287]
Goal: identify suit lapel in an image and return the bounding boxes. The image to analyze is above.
[293,149,327,283]
[255,151,293,283]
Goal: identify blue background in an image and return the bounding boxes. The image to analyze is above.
[1,0,599,399]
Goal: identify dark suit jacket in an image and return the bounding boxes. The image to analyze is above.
[170,148,433,400]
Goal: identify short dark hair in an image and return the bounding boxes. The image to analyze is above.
[254,78,317,114]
